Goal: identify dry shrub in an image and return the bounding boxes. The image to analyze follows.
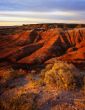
[0,68,14,84]
[0,93,37,110]
[43,61,81,90]
[0,68,27,84]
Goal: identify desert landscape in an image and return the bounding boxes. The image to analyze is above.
[0,23,85,110]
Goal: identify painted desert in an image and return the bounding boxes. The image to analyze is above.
[0,24,85,110]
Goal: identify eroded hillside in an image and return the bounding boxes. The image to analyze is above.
[0,27,85,70]
[0,25,85,110]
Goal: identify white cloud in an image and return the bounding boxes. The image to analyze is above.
[0,10,85,26]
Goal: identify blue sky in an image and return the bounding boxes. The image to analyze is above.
[0,0,85,25]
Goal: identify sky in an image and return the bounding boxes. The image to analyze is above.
[0,0,85,26]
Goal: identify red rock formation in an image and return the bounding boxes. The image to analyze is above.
[0,28,85,66]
